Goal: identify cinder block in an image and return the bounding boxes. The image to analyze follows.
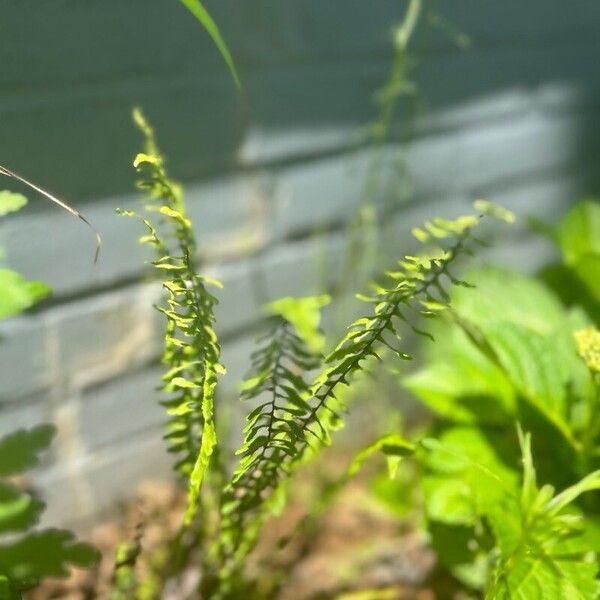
[79,366,164,452]
[220,332,261,397]
[460,111,582,193]
[421,89,533,135]
[50,285,161,390]
[0,393,53,438]
[34,428,174,527]
[475,170,588,224]
[239,124,356,168]
[258,234,347,302]
[210,259,264,336]
[271,153,370,240]
[0,173,269,299]
[0,316,50,402]
[441,0,600,46]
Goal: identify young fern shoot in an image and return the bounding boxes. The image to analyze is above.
[120,109,224,525]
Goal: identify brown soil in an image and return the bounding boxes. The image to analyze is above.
[27,475,444,600]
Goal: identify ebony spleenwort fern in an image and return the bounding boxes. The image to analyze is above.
[219,303,323,564]
[122,110,514,596]
[120,109,224,526]
[217,201,514,574]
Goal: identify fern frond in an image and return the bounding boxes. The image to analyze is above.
[303,213,486,444]
[122,109,224,523]
[218,205,513,569]
[219,310,322,562]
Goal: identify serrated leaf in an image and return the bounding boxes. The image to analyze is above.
[453,266,566,336]
[0,269,51,320]
[0,483,44,534]
[404,321,515,424]
[479,321,570,436]
[0,530,99,590]
[0,426,55,478]
[556,199,600,301]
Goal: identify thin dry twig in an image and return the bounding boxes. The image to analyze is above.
[0,164,101,262]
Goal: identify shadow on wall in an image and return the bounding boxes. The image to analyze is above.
[0,0,599,201]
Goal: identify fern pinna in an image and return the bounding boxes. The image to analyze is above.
[217,201,514,573]
[120,109,224,524]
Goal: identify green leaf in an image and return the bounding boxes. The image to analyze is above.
[485,431,600,600]
[473,199,516,223]
[404,320,515,424]
[265,295,330,352]
[423,476,474,525]
[422,427,518,517]
[0,191,27,217]
[0,269,51,320]
[452,266,566,336]
[178,0,241,89]
[0,483,44,534]
[557,200,600,265]
[556,199,600,301]
[0,530,99,591]
[479,321,568,422]
[0,426,55,478]
[347,433,415,478]
[133,153,160,168]
[170,376,200,390]
[0,426,99,592]
[547,469,600,515]
[183,365,218,526]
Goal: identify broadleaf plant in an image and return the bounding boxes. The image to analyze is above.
[0,426,100,598]
[0,192,51,318]
[395,198,600,597]
[0,172,101,597]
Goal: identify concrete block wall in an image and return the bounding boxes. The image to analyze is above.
[1,1,599,526]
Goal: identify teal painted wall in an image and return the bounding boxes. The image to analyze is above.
[0,1,599,525]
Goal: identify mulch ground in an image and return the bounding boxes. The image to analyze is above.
[27,466,461,599]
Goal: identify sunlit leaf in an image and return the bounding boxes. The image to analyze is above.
[0,191,27,217]
[0,269,51,320]
[265,295,330,352]
[178,0,241,89]
[556,199,600,301]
